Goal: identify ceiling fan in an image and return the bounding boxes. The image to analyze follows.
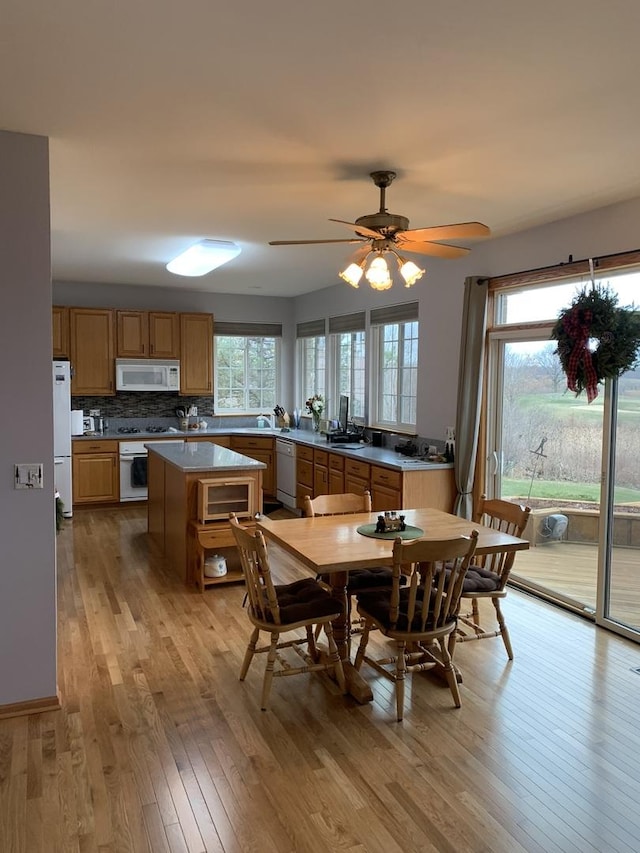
[269,170,491,290]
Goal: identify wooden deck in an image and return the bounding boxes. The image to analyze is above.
[511,541,640,627]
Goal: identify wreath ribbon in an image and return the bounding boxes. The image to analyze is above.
[562,306,599,402]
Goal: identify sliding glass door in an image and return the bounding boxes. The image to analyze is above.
[598,374,640,637]
[486,270,640,642]
[487,335,602,614]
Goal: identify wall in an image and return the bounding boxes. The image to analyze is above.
[0,131,57,708]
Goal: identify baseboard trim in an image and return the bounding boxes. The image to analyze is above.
[0,693,61,720]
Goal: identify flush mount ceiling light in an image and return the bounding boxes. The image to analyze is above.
[166,239,241,276]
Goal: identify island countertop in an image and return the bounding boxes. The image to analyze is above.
[146,440,267,473]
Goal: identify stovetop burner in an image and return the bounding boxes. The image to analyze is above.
[117,427,140,434]
[146,426,168,433]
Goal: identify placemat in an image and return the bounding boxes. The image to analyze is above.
[356,523,424,541]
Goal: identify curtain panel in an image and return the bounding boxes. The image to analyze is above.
[454,277,488,519]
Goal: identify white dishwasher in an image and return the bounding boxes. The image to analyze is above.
[275,438,297,510]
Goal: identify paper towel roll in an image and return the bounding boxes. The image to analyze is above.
[71,410,85,436]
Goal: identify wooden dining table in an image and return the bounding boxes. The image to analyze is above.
[257,507,530,703]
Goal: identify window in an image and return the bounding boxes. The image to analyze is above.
[214,322,281,412]
[370,302,419,432]
[329,312,366,421]
[296,319,326,410]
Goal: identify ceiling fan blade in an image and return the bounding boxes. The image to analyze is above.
[397,222,491,243]
[269,238,365,246]
[328,218,382,240]
[347,244,372,265]
[396,240,470,259]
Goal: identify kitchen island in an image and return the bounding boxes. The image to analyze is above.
[147,441,266,589]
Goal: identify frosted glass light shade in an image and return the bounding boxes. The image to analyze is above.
[166,239,241,276]
[399,259,425,287]
[365,256,393,291]
[339,263,364,287]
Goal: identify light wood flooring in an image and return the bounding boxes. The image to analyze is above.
[2,506,640,852]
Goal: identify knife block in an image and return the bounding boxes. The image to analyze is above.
[276,412,290,429]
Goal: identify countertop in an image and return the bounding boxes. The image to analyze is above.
[74,427,453,473]
[146,440,267,473]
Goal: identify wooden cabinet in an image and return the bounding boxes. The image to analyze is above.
[52,306,69,357]
[70,308,115,395]
[313,448,329,496]
[72,440,119,504]
[180,312,213,395]
[231,436,275,496]
[116,310,179,358]
[370,465,403,511]
[189,520,254,592]
[187,435,232,447]
[328,452,345,494]
[296,444,314,508]
[197,476,257,522]
[344,458,371,497]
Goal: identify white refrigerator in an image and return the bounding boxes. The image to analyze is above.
[53,360,73,517]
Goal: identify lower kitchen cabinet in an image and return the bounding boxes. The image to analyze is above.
[72,440,119,504]
[344,458,371,497]
[370,465,403,510]
[296,445,314,509]
[328,452,345,494]
[230,436,275,497]
[313,448,329,495]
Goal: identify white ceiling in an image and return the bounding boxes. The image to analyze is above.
[4,1,640,297]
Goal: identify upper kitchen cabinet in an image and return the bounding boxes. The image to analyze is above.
[116,310,179,358]
[70,307,115,395]
[179,313,213,396]
[52,305,69,358]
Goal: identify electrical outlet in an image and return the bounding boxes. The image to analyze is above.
[15,463,43,489]
[428,445,437,455]
[89,409,100,417]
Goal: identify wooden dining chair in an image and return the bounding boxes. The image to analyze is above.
[354,531,479,721]
[451,495,531,660]
[229,514,346,710]
[304,491,400,638]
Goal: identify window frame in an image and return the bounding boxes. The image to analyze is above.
[214,325,281,414]
[369,303,419,433]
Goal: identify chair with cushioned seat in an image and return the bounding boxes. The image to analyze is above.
[451,495,531,660]
[354,531,479,721]
[304,491,403,642]
[229,514,346,710]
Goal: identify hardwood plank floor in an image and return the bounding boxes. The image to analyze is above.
[2,506,640,852]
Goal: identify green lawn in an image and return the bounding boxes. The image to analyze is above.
[503,478,640,504]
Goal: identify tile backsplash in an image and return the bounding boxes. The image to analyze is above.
[71,392,215,419]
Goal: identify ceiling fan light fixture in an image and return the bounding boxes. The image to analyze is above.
[397,256,425,287]
[365,255,393,291]
[338,262,364,288]
[166,239,241,277]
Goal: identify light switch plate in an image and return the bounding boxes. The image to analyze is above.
[15,463,43,489]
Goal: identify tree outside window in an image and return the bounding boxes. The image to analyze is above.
[298,335,325,411]
[372,319,418,430]
[215,335,279,411]
[334,330,365,419]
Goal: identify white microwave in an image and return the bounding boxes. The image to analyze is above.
[115,359,180,392]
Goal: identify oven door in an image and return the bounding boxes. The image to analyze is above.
[119,453,148,502]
